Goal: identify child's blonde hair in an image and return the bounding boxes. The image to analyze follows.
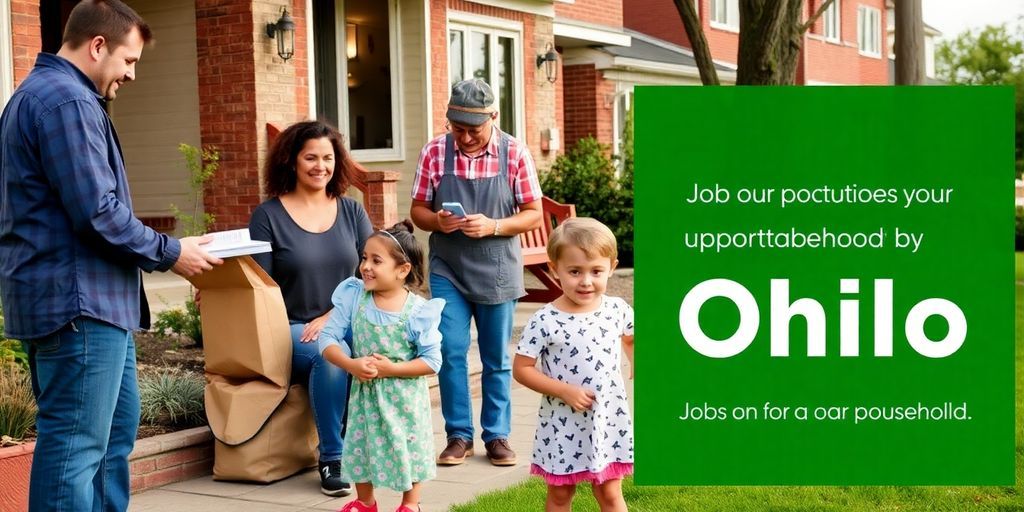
[546,217,618,263]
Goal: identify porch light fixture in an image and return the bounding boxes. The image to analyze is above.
[536,43,558,84]
[346,23,358,60]
[265,7,296,61]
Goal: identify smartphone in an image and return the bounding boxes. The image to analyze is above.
[441,202,468,217]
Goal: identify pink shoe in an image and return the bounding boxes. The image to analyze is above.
[339,499,378,512]
[395,505,420,512]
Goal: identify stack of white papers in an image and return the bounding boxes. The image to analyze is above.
[203,229,272,259]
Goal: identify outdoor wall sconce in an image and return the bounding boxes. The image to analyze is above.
[346,23,358,60]
[536,43,558,84]
[266,7,296,61]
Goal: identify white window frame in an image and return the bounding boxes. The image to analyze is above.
[857,5,881,58]
[823,0,840,43]
[611,84,634,161]
[0,0,13,106]
[710,0,739,32]
[314,0,404,162]
[447,13,525,141]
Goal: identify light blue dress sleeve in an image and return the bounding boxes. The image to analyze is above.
[317,277,365,357]
[406,298,445,373]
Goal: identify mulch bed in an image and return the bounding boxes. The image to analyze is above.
[134,331,204,377]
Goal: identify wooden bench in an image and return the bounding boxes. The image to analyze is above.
[520,197,577,303]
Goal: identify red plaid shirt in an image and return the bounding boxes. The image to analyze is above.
[411,128,542,204]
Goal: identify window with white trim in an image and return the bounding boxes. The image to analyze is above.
[612,87,633,161]
[857,5,881,57]
[448,16,524,139]
[823,0,840,42]
[711,0,739,31]
[312,0,402,161]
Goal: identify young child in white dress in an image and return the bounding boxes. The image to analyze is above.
[513,217,635,512]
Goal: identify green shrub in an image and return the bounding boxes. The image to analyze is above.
[152,297,202,346]
[171,143,219,236]
[541,136,634,266]
[0,339,28,370]
[1017,206,1024,251]
[0,364,36,440]
[0,305,28,371]
[139,371,206,429]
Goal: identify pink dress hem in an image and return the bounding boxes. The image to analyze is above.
[530,462,634,486]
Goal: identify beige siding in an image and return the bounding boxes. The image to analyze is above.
[359,0,427,226]
[111,0,201,228]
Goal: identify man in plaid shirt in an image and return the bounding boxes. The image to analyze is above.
[411,79,542,467]
[0,2,220,510]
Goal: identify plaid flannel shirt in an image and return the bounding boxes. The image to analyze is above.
[411,128,542,204]
[0,54,180,339]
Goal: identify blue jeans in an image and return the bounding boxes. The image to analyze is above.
[290,323,350,462]
[430,273,516,443]
[22,317,139,512]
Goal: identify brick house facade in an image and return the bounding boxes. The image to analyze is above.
[555,0,893,153]
[0,0,914,232]
[0,0,569,233]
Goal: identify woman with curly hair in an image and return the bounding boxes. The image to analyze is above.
[249,120,373,496]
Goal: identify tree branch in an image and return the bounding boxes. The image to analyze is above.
[672,0,720,85]
[799,0,837,35]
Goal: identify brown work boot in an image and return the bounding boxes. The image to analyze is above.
[484,438,517,466]
[437,438,474,465]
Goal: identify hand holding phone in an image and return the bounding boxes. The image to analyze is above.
[441,202,468,217]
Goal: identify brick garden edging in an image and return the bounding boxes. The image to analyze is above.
[129,426,214,492]
[0,426,214,509]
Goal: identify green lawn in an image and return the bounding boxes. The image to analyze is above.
[451,283,1024,511]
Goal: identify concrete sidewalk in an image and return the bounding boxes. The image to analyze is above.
[130,377,634,511]
[128,384,544,512]
[132,272,634,511]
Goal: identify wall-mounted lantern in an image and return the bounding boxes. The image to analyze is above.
[346,23,358,60]
[536,42,558,84]
[265,7,296,61]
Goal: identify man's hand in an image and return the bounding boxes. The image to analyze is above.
[460,213,495,239]
[437,209,465,234]
[561,385,596,413]
[172,235,222,277]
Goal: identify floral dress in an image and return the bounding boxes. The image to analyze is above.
[516,296,635,484]
[319,278,443,492]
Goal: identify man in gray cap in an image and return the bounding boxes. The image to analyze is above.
[410,79,543,466]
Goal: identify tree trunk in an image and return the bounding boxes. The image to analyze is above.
[737,0,804,85]
[672,0,720,85]
[894,0,925,85]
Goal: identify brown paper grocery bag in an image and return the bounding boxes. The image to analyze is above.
[188,255,316,482]
[211,384,319,482]
[204,374,287,445]
[186,256,291,386]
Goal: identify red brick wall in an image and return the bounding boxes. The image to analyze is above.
[803,0,888,84]
[624,0,888,82]
[624,0,692,48]
[291,0,309,118]
[563,64,595,151]
[195,1,260,231]
[430,1,541,151]
[624,0,738,64]
[11,0,41,86]
[562,63,614,150]
[555,0,622,29]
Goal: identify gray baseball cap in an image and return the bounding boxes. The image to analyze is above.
[446,79,496,127]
